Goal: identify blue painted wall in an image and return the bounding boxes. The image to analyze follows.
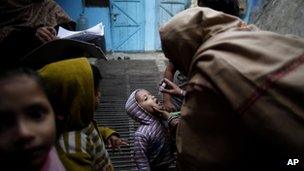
[55,0,260,52]
[55,0,113,51]
[244,0,262,23]
[145,1,157,51]
[55,0,157,52]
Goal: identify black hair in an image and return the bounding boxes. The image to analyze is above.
[0,68,45,90]
[90,64,102,90]
[197,0,240,17]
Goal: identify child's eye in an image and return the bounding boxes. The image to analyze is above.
[144,96,148,101]
[26,105,48,121]
[28,110,44,121]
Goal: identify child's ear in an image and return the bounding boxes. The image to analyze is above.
[55,113,66,136]
[56,114,65,121]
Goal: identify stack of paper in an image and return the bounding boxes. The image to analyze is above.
[57,22,104,39]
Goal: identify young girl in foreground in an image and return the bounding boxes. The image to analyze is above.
[0,68,65,171]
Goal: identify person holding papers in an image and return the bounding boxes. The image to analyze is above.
[57,23,106,53]
[0,0,76,68]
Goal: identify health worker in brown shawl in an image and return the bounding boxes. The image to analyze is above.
[0,0,75,68]
[160,7,304,170]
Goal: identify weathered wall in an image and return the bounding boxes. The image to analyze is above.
[190,0,303,37]
[252,0,304,37]
[190,0,251,22]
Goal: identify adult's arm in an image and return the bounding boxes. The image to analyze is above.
[163,62,177,112]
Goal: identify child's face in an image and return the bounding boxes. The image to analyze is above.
[136,89,162,114]
[0,75,56,170]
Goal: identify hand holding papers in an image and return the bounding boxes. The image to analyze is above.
[18,23,107,70]
[57,22,106,52]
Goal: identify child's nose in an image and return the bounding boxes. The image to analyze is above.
[15,120,35,143]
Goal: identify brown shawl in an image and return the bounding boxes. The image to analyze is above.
[160,7,304,170]
[0,0,74,42]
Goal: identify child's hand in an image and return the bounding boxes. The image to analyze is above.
[153,107,171,120]
[160,78,186,97]
[106,135,128,150]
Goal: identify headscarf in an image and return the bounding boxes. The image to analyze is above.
[39,58,94,131]
[0,0,75,42]
[160,7,304,112]
[160,7,304,158]
[160,7,249,76]
[125,89,155,125]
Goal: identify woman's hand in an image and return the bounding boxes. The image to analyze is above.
[152,107,171,120]
[160,78,186,97]
[163,100,176,112]
[35,26,57,43]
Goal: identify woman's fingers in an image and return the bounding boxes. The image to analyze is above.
[36,27,56,43]
[160,88,170,93]
[152,106,163,116]
[164,78,177,88]
[153,107,170,120]
[47,27,57,36]
[162,86,181,96]
[36,30,50,42]
[152,107,167,118]
[163,102,176,112]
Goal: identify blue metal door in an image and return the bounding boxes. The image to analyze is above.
[109,0,145,52]
[156,0,190,50]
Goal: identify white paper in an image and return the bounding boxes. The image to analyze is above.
[86,23,104,36]
[57,22,104,39]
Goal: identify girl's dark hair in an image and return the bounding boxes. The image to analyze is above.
[90,64,102,89]
[0,68,45,90]
[197,0,240,17]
